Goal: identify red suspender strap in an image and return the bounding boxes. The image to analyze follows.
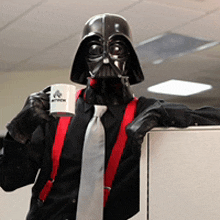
[39,89,82,202]
[104,97,138,207]
[39,117,72,202]
[76,89,83,100]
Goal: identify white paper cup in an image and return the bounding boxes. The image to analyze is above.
[50,83,76,117]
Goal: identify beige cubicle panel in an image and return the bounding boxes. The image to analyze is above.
[140,126,220,220]
[0,184,32,219]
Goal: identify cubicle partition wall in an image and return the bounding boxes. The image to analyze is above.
[139,126,220,220]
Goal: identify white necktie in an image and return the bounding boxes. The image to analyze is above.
[76,105,107,220]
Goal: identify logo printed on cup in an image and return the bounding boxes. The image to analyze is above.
[53,90,62,98]
[52,90,66,102]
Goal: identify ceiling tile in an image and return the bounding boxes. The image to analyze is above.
[14,35,79,71]
[175,10,220,41]
[145,0,220,12]
[121,1,204,44]
[0,0,45,28]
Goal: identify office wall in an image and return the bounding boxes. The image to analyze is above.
[0,69,85,134]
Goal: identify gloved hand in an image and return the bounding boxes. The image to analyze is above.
[126,101,165,156]
[6,87,52,144]
[126,112,160,145]
[126,100,193,156]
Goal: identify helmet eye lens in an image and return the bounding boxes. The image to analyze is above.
[109,42,128,59]
[88,44,103,56]
[110,45,122,55]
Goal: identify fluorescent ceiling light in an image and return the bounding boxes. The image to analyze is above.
[148,79,212,96]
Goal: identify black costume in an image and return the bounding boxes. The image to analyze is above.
[1,13,220,220]
[1,93,220,220]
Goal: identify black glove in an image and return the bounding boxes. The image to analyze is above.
[6,87,52,144]
[126,100,194,155]
[126,113,160,157]
[126,101,163,157]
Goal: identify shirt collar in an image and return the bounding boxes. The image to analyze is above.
[83,101,93,113]
[83,99,127,118]
[107,104,127,118]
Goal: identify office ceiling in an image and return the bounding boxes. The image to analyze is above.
[1,0,220,109]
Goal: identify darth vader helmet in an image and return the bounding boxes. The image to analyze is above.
[70,13,144,85]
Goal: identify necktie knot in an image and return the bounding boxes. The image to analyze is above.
[94,105,107,118]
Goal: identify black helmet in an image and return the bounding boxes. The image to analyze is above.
[70,13,144,85]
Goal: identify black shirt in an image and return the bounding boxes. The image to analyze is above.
[1,95,220,220]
